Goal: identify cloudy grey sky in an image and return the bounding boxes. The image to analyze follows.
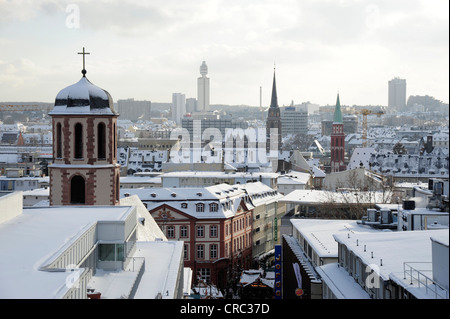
[0,0,448,107]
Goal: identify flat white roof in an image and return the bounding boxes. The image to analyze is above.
[88,241,184,299]
[281,189,388,204]
[333,229,449,282]
[316,263,370,299]
[161,171,279,178]
[0,205,133,299]
[290,219,381,258]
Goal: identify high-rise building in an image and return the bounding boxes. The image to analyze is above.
[197,61,210,112]
[172,93,186,125]
[185,97,197,114]
[388,77,406,110]
[330,93,346,173]
[49,66,120,206]
[117,98,151,121]
[280,103,308,137]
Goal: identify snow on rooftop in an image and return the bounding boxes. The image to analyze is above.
[161,171,279,178]
[333,229,449,282]
[87,241,184,299]
[55,76,109,101]
[290,219,381,258]
[0,205,134,299]
[281,189,387,205]
[316,263,370,299]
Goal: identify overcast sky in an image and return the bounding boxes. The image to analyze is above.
[0,0,448,107]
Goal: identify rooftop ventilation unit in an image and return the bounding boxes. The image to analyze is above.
[402,200,415,210]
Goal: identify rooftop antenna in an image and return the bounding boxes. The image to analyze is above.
[260,86,263,121]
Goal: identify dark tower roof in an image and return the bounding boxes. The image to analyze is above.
[49,76,117,116]
[333,93,343,123]
[270,69,278,108]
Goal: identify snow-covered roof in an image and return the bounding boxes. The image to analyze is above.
[280,189,387,205]
[316,263,370,299]
[0,205,134,298]
[348,147,376,169]
[161,171,279,179]
[49,76,117,116]
[121,182,282,219]
[290,219,380,258]
[279,171,311,185]
[333,229,449,282]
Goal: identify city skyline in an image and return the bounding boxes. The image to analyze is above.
[0,0,448,107]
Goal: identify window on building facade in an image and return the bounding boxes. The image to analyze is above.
[210,244,217,259]
[197,226,204,237]
[184,244,189,260]
[198,268,210,283]
[98,243,124,261]
[196,203,205,212]
[196,245,204,259]
[180,226,188,238]
[167,226,175,238]
[210,225,217,237]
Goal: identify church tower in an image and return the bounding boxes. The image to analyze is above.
[48,48,121,206]
[330,93,346,172]
[266,68,282,153]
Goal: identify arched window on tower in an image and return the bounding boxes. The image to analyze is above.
[71,175,85,204]
[97,122,106,159]
[74,123,83,159]
[56,122,62,158]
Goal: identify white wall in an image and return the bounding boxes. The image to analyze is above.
[431,238,449,290]
[0,191,23,224]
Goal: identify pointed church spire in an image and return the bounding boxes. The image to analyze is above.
[270,67,278,108]
[333,93,343,123]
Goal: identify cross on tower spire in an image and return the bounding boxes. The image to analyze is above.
[78,47,90,76]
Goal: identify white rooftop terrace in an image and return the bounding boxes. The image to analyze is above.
[0,205,134,299]
[290,219,381,258]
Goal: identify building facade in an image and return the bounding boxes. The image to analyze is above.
[172,93,186,125]
[388,77,406,110]
[143,184,253,289]
[280,105,308,137]
[116,98,151,121]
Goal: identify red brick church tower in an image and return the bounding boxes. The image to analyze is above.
[48,48,120,206]
[330,93,346,172]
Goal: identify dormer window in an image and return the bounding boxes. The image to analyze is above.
[196,203,205,212]
[209,203,218,212]
[181,203,188,209]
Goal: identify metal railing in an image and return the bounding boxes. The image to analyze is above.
[403,262,449,299]
[123,256,145,272]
